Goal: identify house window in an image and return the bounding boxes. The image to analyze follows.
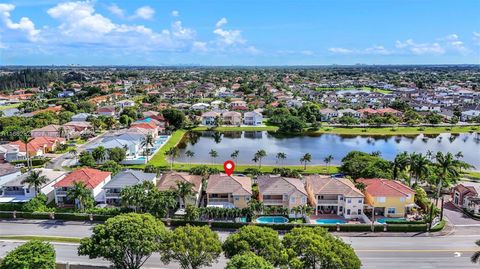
[347,198,352,204]
[387,208,396,214]
[290,197,296,203]
[377,197,386,203]
[235,197,239,201]
[339,196,344,201]
[347,209,351,214]
[339,206,343,212]
[246,197,251,201]
[400,197,406,202]
[357,209,362,214]
[25,189,30,194]
[301,197,306,204]
[358,199,362,203]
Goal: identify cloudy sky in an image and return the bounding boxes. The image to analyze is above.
[0,0,479,65]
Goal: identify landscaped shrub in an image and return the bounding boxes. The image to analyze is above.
[0,203,24,211]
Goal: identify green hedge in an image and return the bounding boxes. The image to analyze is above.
[10,158,50,166]
[0,203,24,211]
[0,211,115,221]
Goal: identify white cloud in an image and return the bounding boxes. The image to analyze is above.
[395,39,445,55]
[474,32,480,45]
[215,17,228,28]
[0,3,40,41]
[133,6,155,20]
[107,4,125,18]
[171,20,195,40]
[328,46,391,55]
[192,41,208,52]
[171,10,179,17]
[328,47,354,54]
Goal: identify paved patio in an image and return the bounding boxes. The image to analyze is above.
[443,201,480,225]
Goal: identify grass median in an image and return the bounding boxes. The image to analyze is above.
[0,235,81,243]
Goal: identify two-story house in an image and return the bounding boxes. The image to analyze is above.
[201,111,221,126]
[53,168,111,207]
[157,172,203,208]
[0,163,21,186]
[102,170,157,205]
[206,174,252,209]
[452,182,480,214]
[305,175,364,219]
[357,178,416,218]
[257,175,308,213]
[222,111,242,125]
[243,111,263,126]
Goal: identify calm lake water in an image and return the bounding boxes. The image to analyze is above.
[176,131,480,167]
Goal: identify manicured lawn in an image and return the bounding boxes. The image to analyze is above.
[0,235,81,243]
[192,126,279,132]
[135,129,187,169]
[0,103,21,110]
[462,170,480,180]
[309,126,480,136]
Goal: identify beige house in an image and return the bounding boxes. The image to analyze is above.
[157,172,203,207]
[305,175,364,219]
[222,111,242,125]
[257,175,308,212]
[30,125,74,138]
[206,174,252,208]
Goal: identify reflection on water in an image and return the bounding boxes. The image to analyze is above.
[176,131,480,167]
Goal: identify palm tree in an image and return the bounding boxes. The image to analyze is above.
[165,147,179,170]
[409,153,430,186]
[254,150,267,168]
[175,181,194,208]
[21,170,48,194]
[92,146,107,164]
[426,150,434,160]
[141,133,155,161]
[19,135,32,170]
[471,240,480,264]
[185,150,195,167]
[300,153,312,170]
[392,152,409,181]
[323,155,333,174]
[66,181,93,211]
[58,126,66,139]
[371,151,381,157]
[276,152,287,165]
[230,150,239,162]
[209,149,218,165]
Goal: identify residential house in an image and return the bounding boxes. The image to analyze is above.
[305,175,364,218]
[452,183,480,214]
[0,163,21,186]
[63,121,93,134]
[461,110,480,121]
[53,168,111,206]
[116,100,136,108]
[338,108,361,118]
[257,175,308,213]
[31,125,73,138]
[102,170,157,205]
[96,106,116,117]
[0,144,22,162]
[320,108,338,122]
[0,169,67,203]
[357,178,416,218]
[8,137,66,159]
[157,172,203,208]
[201,111,221,125]
[206,174,252,208]
[71,113,94,122]
[222,111,242,125]
[191,103,210,111]
[243,111,263,126]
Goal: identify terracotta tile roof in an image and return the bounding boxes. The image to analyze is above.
[257,175,307,196]
[357,178,414,197]
[53,168,111,189]
[206,174,252,196]
[157,172,202,193]
[31,105,63,115]
[9,137,65,153]
[305,175,363,198]
[130,122,157,129]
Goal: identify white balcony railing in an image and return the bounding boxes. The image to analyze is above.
[55,190,68,196]
[263,199,285,205]
[208,198,230,203]
[317,199,339,204]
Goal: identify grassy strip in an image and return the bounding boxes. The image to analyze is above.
[192,126,279,132]
[462,171,480,181]
[162,163,339,174]
[0,103,21,110]
[0,235,81,243]
[309,126,480,136]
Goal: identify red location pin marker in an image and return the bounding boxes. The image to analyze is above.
[223,160,235,176]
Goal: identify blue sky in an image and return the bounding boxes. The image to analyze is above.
[0,0,479,65]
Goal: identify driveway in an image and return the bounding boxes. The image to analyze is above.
[443,201,480,226]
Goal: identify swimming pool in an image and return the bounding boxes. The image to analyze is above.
[376,218,406,224]
[315,219,347,224]
[255,216,289,224]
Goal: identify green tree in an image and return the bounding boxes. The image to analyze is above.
[92,146,107,163]
[230,150,239,162]
[160,225,222,269]
[78,151,96,167]
[392,151,409,181]
[100,160,123,175]
[175,181,194,208]
[225,252,274,269]
[323,155,333,174]
[471,240,480,265]
[223,226,285,266]
[120,181,176,217]
[209,149,218,165]
[66,181,94,211]
[166,147,179,170]
[162,108,185,129]
[78,213,167,269]
[408,153,430,186]
[300,153,312,170]
[119,114,134,127]
[21,170,48,193]
[282,227,361,269]
[339,151,393,179]
[276,152,287,165]
[108,147,126,163]
[19,135,32,170]
[254,150,267,168]
[141,133,155,161]
[185,150,195,167]
[0,240,55,269]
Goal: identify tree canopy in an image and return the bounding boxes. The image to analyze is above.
[0,240,56,269]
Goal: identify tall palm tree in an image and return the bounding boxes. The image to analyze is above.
[185,150,195,167]
[141,133,155,161]
[230,150,239,162]
[471,240,480,264]
[165,147,179,170]
[66,181,93,211]
[409,153,430,186]
[300,153,312,170]
[254,150,267,168]
[175,181,194,208]
[58,126,66,139]
[323,155,333,174]
[276,152,287,165]
[92,146,107,164]
[19,135,32,170]
[209,149,218,164]
[392,152,409,181]
[21,170,48,194]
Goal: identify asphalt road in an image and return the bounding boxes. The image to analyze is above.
[1,220,479,268]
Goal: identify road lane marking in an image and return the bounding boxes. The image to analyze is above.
[356,249,477,252]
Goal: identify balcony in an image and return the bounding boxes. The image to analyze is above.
[317,199,339,204]
[105,192,121,198]
[3,190,25,196]
[208,198,231,203]
[55,190,68,196]
[263,199,285,205]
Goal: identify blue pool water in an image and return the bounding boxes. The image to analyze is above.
[255,216,289,224]
[315,219,347,224]
[376,218,405,224]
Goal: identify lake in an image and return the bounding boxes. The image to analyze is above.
[176,131,480,167]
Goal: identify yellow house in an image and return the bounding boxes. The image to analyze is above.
[206,174,252,209]
[357,178,416,218]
